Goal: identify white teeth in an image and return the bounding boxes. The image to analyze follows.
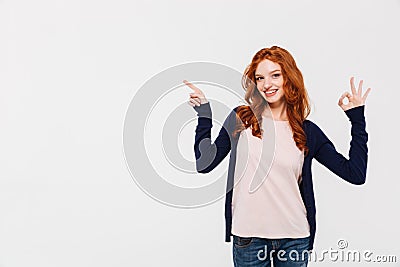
[265,89,278,94]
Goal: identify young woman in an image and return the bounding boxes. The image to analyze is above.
[185,46,370,267]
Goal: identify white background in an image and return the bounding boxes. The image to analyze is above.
[1,0,400,266]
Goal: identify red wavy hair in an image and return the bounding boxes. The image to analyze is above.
[233,46,311,155]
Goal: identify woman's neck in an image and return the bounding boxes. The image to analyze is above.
[262,103,288,121]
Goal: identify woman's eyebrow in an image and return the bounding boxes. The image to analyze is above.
[255,69,281,77]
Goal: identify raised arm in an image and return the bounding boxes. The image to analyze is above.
[314,77,371,185]
[193,103,235,173]
[184,80,235,173]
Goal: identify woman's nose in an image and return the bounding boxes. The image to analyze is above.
[263,81,272,90]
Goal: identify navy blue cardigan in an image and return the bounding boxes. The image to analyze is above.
[193,102,368,251]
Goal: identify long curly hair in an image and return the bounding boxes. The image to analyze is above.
[233,46,311,155]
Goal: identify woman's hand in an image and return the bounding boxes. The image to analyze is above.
[184,80,209,107]
[338,77,371,111]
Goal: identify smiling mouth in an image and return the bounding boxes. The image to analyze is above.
[264,89,278,96]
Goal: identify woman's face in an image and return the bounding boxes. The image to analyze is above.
[255,59,285,107]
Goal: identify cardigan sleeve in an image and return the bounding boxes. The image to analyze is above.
[193,102,236,173]
[313,105,368,185]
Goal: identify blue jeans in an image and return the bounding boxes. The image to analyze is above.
[232,235,310,267]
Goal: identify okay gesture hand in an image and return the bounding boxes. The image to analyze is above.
[338,77,371,111]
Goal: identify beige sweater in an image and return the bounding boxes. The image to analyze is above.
[231,116,310,238]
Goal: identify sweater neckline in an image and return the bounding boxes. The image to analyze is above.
[262,115,289,123]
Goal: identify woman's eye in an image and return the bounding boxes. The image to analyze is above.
[272,73,281,78]
[256,77,263,81]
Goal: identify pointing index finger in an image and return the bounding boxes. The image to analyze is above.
[183,80,200,92]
